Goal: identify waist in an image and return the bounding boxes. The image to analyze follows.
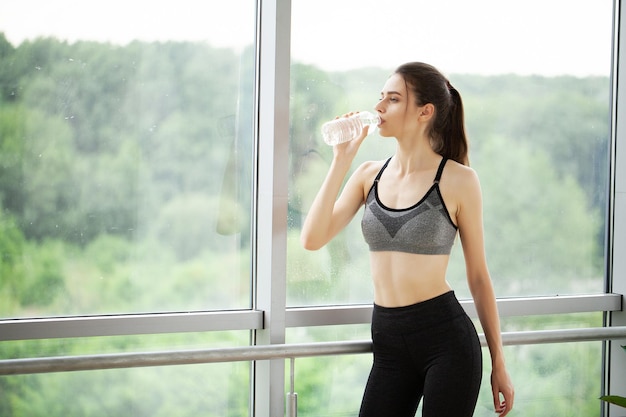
[373,291,467,331]
[370,252,451,306]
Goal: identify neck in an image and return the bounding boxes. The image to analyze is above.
[392,137,440,175]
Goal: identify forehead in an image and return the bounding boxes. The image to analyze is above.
[381,73,407,94]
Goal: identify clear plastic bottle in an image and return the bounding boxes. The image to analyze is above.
[321,111,381,146]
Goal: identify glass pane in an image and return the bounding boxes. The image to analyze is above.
[0,1,257,317]
[0,363,250,417]
[288,0,613,305]
[0,330,251,416]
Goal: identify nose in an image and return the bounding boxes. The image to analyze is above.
[374,100,384,113]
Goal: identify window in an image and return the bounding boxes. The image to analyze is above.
[0,2,257,415]
[288,0,613,303]
[287,1,614,415]
[0,1,257,317]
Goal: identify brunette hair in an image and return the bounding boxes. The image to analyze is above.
[395,62,469,165]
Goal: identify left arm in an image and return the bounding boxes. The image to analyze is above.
[456,167,514,416]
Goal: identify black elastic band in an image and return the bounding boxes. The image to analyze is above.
[374,157,392,182]
[434,157,448,183]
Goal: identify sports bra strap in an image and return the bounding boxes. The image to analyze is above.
[434,157,448,184]
[374,158,392,182]
[375,157,447,183]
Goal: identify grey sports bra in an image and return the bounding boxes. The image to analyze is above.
[361,157,458,255]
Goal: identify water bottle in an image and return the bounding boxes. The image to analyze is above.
[321,111,380,146]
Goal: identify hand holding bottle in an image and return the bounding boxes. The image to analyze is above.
[321,111,380,146]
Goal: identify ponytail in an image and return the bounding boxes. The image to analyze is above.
[395,63,470,166]
[441,83,469,165]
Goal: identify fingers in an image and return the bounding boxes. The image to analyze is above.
[355,124,370,142]
[491,366,514,415]
[337,111,357,119]
[331,111,368,152]
[493,389,514,416]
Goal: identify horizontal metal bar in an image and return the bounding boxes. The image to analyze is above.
[0,340,372,375]
[486,293,622,317]
[0,293,621,341]
[285,305,373,327]
[0,310,264,341]
[285,293,623,327]
[497,326,626,345]
[1,326,626,376]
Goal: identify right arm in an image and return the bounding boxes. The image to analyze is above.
[300,126,370,250]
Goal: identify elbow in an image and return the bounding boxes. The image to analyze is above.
[300,234,323,251]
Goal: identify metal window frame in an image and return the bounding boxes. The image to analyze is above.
[251,0,291,416]
[607,1,626,416]
[1,293,620,341]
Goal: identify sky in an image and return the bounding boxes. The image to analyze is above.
[0,0,615,76]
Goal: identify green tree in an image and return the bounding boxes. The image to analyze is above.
[0,211,26,313]
[0,32,18,103]
[19,109,77,241]
[0,104,27,215]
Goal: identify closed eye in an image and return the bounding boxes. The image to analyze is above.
[379,96,399,103]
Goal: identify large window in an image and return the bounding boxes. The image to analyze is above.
[1,2,256,416]
[286,0,614,416]
[0,1,622,417]
[0,1,257,317]
[288,0,613,305]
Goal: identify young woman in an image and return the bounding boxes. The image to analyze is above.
[301,62,514,416]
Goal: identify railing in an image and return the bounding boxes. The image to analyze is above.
[2,326,626,376]
[0,293,624,376]
[1,293,624,416]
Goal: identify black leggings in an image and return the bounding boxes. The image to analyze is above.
[359,291,482,417]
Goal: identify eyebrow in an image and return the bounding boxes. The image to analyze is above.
[380,90,404,96]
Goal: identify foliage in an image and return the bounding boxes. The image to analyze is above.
[0,212,26,311]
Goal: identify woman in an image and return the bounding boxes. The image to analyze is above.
[300,62,514,416]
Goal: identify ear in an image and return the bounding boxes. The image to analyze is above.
[419,103,435,121]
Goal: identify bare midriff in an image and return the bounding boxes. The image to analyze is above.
[369,251,453,307]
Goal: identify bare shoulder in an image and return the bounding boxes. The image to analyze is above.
[352,158,388,182]
[440,160,483,221]
[346,159,388,199]
[443,159,481,191]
